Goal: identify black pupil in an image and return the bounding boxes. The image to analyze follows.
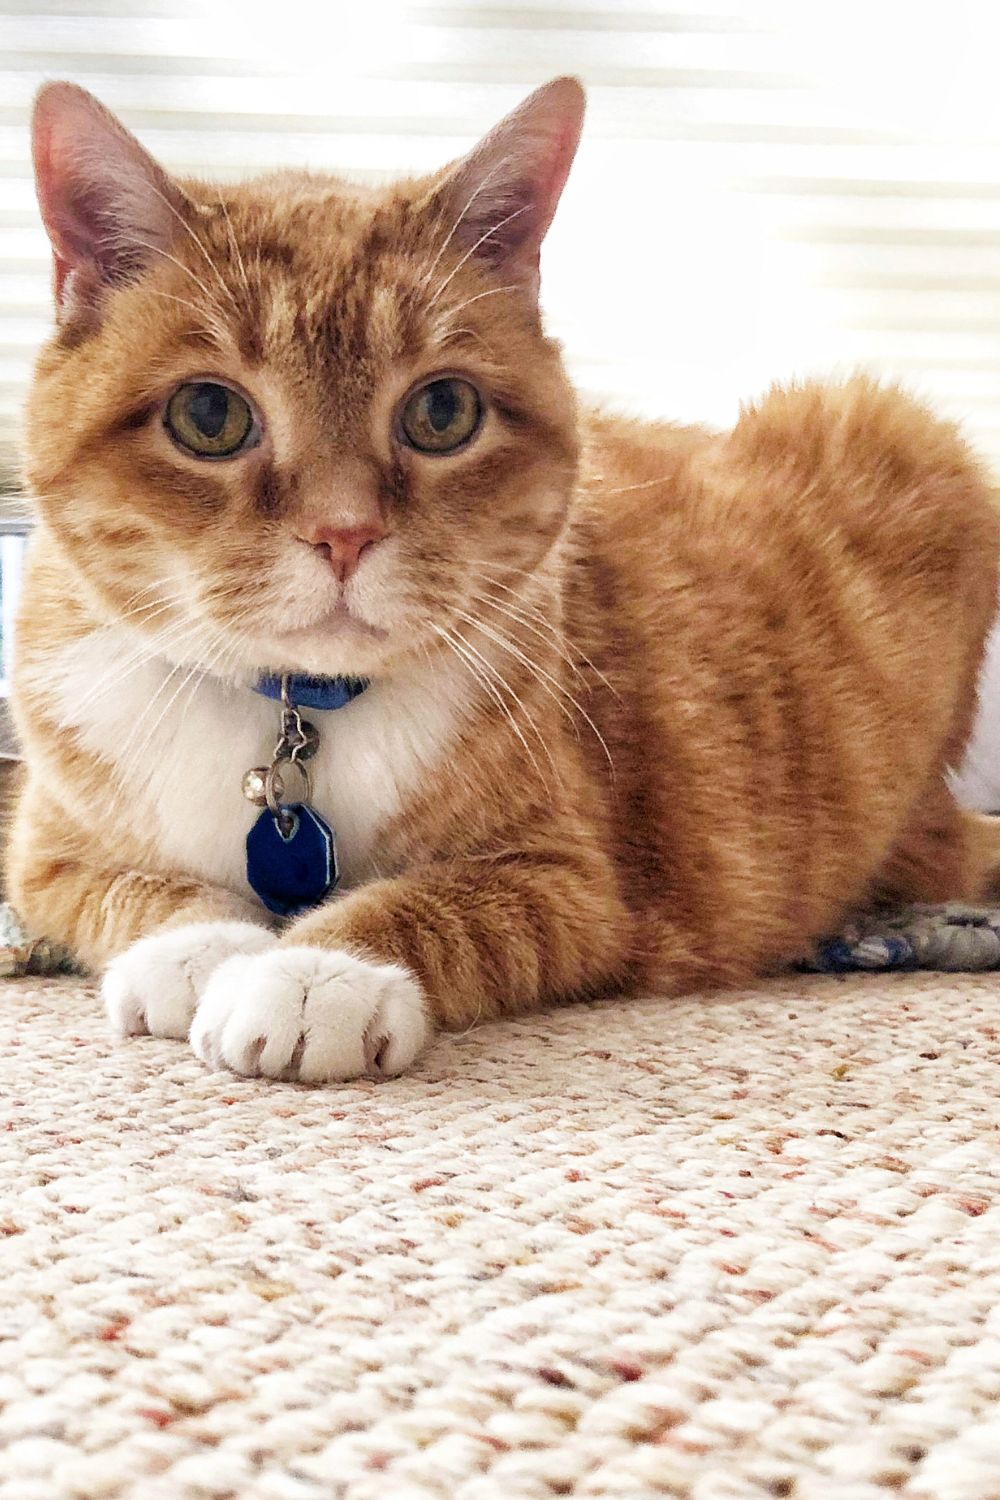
[425,381,458,433]
[189,383,230,439]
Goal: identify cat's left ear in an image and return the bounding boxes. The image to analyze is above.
[428,76,585,297]
[32,81,190,323]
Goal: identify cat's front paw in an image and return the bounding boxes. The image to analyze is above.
[189,946,429,1084]
[103,921,277,1039]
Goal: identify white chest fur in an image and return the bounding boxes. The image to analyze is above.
[45,627,464,895]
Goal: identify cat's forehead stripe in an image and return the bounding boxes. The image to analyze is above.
[193,186,445,380]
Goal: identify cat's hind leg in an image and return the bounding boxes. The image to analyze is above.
[956,806,1000,900]
[870,779,1000,905]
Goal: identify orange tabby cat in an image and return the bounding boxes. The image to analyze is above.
[9,78,1000,1082]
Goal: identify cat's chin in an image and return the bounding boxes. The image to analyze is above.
[276,604,390,646]
[257,603,398,679]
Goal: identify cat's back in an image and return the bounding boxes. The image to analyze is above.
[581,378,996,568]
[570,379,1000,983]
[577,378,999,670]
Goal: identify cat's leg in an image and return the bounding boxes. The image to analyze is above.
[957,808,1000,900]
[7,791,274,1038]
[190,839,632,1083]
[870,778,1000,904]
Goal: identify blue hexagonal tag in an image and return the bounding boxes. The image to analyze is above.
[246,803,338,917]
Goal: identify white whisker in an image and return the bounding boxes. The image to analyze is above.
[452,606,615,779]
[472,565,622,702]
[144,180,239,316]
[128,236,232,328]
[217,192,252,304]
[418,157,508,292]
[67,613,208,717]
[426,205,528,310]
[438,284,519,323]
[450,622,560,783]
[143,288,230,346]
[597,475,675,496]
[470,587,586,684]
[116,615,243,771]
[432,623,552,789]
[67,581,252,718]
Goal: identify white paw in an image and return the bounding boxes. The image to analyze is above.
[189,946,429,1084]
[103,921,277,1039]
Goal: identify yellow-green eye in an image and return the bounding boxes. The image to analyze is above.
[165,381,256,458]
[399,377,482,454]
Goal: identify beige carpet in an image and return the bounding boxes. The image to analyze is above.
[2,971,1000,1500]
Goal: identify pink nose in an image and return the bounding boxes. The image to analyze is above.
[302,522,386,583]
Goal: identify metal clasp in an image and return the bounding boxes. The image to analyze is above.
[242,674,321,836]
[276,674,319,765]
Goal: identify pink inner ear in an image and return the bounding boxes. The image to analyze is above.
[440,77,585,279]
[39,169,118,301]
[32,82,183,313]
[533,99,584,245]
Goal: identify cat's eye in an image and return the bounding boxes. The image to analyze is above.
[398,377,482,454]
[164,381,256,459]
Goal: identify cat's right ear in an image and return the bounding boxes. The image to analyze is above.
[425,76,586,300]
[32,82,188,323]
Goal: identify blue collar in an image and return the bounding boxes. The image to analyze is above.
[254,674,369,711]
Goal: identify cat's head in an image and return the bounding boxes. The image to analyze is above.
[24,78,583,681]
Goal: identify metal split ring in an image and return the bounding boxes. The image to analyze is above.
[242,676,319,836]
[265,756,312,833]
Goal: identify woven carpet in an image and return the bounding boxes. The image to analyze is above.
[3,972,1000,1500]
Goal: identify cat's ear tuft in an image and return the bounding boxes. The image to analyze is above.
[32,82,189,321]
[431,76,585,295]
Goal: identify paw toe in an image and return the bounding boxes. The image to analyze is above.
[103,921,276,1041]
[190,947,429,1084]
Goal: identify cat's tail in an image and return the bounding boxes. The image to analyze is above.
[726,374,998,599]
[728,373,989,521]
[724,370,1000,790]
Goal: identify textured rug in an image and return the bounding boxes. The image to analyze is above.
[2,972,1000,1499]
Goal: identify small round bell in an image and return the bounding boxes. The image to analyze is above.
[242,765,282,806]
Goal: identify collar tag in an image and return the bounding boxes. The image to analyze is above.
[246,800,336,917]
[242,672,365,914]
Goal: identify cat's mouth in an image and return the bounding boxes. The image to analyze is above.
[274,601,390,645]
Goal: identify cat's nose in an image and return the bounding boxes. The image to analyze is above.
[300,522,386,583]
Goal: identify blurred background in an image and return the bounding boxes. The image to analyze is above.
[4,0,1000,473]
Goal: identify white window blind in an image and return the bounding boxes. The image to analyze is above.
[4,0,1000,478]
